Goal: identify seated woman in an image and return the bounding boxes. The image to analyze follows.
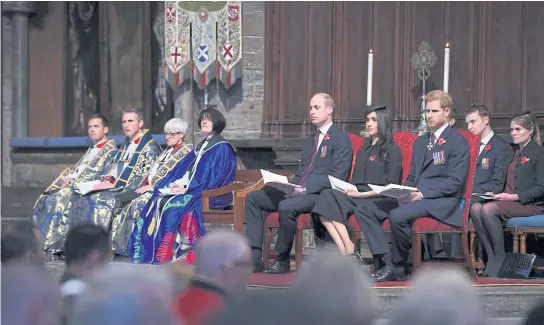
[471,112,544,277]
[110,118,193,256]
[311,104,402,262]
[128,106,237,264]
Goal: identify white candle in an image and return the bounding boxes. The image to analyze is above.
[367,49,373,106]
[443,43,450,93]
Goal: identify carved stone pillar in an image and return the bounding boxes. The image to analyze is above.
[2,1,35,137]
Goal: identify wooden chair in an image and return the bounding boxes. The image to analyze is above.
[201,169,290,233]
[379,129,479,276]
[506,215,544,254]
[348,131,418,245]
[262,133,363,270]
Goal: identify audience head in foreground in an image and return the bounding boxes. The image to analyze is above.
[71,264,176,325]
[172,231,251,325]
[389,267,485,325]
[293,252,377,325]
[1,261,62,325]
[63,223,111,282]
[1,220,44,266]
[193,230,252,296]
[425,90,453,131]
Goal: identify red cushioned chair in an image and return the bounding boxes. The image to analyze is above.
[262,133,364,270]
[380,129,480,276]
[348,131,418,244]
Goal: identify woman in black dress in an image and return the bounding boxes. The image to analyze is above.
[471,112,544,277]
[311,104,402,259]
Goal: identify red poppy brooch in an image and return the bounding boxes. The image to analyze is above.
[521,156,530,164]
[369,155,377,162]
[323,134,330,141]
[437,138,446,146]
[484,144,491,152]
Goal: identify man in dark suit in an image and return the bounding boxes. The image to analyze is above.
[466,104,513,195]
[245,93,353,274]
[446,104,514,259]
[355,90,469,281]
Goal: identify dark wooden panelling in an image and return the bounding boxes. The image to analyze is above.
[104,2,145,135]
[522,3,544,114]
[263,1,544,138]
[28,2,65,137]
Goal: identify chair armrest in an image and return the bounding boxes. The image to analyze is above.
[201,183,245,212]
[202,183,245,198]
[235,178,265,198]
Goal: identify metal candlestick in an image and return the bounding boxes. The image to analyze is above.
[411,41,437,135]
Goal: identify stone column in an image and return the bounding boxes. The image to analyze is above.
[2,1,35,138]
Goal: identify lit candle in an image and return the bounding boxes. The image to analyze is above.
[367,49,373,106]
[443,43,450,93]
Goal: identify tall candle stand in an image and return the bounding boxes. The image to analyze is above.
[411,41,437,135]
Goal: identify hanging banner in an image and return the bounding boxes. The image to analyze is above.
[190,6,218,90]
[164,1,191,88]
[217,1,243,89]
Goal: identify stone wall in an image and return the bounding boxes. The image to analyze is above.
[2,17,13,187]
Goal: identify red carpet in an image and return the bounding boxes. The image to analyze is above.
[248,272,544,288]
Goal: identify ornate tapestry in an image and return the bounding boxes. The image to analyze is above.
[163,1,243,90]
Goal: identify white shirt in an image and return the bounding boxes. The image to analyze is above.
[316,122,333,152]
[174,140,209,187]
[479,131,494,155]
[65,141,106,180]
[431,123,449,145]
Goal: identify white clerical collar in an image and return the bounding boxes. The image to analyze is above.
[480,131,494,146]
[433,123,449,140]
[318,122,333,135]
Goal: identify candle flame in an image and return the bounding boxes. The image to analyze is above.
[370,49,373,53]
[446,42,450,47]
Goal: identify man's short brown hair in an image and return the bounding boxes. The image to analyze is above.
[425,90,453,110]
[466,104,490,118]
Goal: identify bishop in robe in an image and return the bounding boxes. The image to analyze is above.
[63,108,162,240]
[129,106,237,264]
[33,114,118,255]
[110,118,193,256]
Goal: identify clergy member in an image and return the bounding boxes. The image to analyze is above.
[33,114,117,256]
[110,117,193,256]
[62,108,162,244]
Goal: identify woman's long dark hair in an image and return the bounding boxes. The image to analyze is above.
[370,107,394,160]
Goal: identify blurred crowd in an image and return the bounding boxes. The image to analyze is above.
[2,220,544,325]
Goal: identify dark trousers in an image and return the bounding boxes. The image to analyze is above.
[355,198,432,265]
[245,186,319,257]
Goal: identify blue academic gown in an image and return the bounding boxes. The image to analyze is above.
[128,135,236,264]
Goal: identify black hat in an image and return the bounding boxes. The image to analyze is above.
[366,104,387,114]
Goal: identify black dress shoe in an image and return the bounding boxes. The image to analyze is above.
[368,257,385,276]
[252,262,265,273]
[264,260,290,274]
[372,266,404,282]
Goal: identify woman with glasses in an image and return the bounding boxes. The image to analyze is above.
[470,112,544,277]
[129,106,237,264]
[110,117,194,256]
